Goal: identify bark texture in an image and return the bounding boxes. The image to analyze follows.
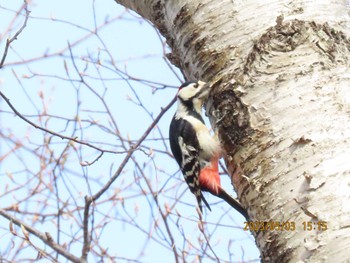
[115,0,350,261]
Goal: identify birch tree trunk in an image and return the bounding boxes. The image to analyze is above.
[114,0,350,261]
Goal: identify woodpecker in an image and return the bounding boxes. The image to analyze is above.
[169,80,249,220]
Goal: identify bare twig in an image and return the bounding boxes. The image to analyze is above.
[131,156,180,263]
[0,208,84,263]
[0,90,128,155]
[80,95,177,260]
[81,196,92,261]
[0,1,30,68]
[93,95,176,202]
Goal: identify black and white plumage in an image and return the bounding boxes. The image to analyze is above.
[169,81,250,219]
[169,81,220,212]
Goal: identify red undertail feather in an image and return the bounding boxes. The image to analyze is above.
[199,158,221,196]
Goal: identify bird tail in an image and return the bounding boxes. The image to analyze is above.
[218,188,250,221]
[196,193,212,213]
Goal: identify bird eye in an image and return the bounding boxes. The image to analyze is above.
[193,83,199,88]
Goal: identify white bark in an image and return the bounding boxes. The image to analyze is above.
[114,0,350,261]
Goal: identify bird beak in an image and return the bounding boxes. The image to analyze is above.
[196,81,211,99]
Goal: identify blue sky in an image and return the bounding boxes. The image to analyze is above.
[0,0,259,262]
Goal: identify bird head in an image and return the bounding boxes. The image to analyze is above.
[177,80,210,114]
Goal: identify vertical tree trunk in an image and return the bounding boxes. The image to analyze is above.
[115,0,350,261]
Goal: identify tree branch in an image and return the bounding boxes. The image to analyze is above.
[0,90,127,155]
[0,1,30,68]
[81,95,177,259]
[0,208,84,263]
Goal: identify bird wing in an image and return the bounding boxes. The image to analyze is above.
[169,117,211,212]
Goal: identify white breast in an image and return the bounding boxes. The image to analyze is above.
[184,115,221,160]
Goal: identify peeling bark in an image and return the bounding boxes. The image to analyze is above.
[114,0,350,261]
